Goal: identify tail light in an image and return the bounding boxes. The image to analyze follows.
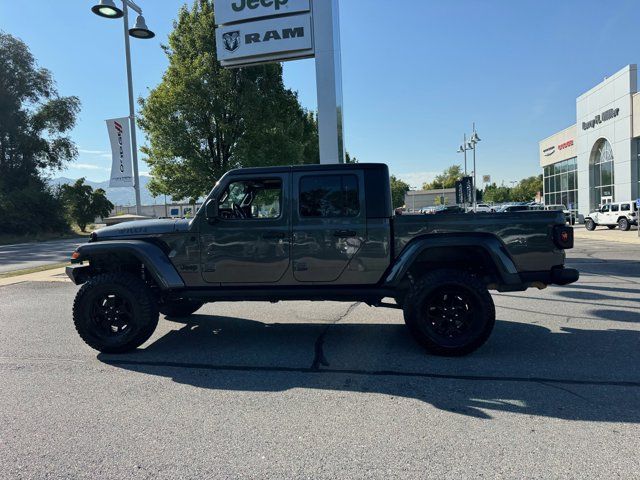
[553,225,574,249]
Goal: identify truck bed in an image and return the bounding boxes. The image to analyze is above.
[393,211,566,273]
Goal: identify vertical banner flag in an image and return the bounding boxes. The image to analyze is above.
[106,117,134,187]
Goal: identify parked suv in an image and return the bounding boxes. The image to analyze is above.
[585,201,638,231]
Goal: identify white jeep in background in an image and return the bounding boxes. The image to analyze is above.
[585,201,638,231]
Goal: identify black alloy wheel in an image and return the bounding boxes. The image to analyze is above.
[73,273,159,353]
[585,219,596,231]
[403,269,495,356]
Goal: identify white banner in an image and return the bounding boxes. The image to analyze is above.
[106,117,134,188]
[215,0,311,26]
[216,13,314,67]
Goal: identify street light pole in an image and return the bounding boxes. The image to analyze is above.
[91,0,154,216]
[121,2,142,215]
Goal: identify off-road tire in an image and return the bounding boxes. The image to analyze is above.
[73,273,159,353]
[585,219,596,231]
[159,299,204,317]
[618,218,630,231]
[402,269,495,356]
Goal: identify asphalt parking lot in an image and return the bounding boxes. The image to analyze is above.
[1,236,639,478]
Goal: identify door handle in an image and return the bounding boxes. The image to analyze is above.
[263,232,286,240]
[333,230,357,238]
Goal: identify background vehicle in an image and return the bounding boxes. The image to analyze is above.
[496,204,530,213]
[67,163,577,357]
[585,201,638,231]
[545,204,575,225]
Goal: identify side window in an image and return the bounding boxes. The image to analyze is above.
[218,178,282,220]
[299,174,359,218]
[611,204,619,212]
[621,203,630,212]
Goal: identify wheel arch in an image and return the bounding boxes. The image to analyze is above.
[383,233,520,290]
[73,240,185,290]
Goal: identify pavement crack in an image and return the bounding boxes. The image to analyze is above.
[310,302,360,371]
[536,381,593,403]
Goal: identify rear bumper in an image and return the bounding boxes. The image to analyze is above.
[520,266,580,287]
[66,265,91,285]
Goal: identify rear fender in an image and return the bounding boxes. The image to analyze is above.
[383,233,520,288]
[71,240,185,290]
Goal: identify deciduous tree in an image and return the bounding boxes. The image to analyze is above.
[138,1,318,202]
[61,179,114,232]
[0,32,80,234]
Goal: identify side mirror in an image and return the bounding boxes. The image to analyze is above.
[205,199,218,223]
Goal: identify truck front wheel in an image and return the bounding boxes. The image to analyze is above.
[402,269,495,356]
[73,273,159,353]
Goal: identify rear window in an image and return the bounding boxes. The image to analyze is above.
[621,203,630,211]
[299,175,359,218]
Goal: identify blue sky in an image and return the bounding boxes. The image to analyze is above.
[2,0,640,189]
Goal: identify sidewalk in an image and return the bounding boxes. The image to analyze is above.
[0,267,69,287]
[573,225,639,244]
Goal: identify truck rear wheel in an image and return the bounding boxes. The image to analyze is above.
[402,269,495,356]
[618,218,630,231]
[159,299,204,317]
[73,273,159,353]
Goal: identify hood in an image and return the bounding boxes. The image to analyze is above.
[93,218,191,240]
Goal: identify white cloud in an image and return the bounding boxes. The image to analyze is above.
[394,171,439,189]
[79,148,109,155]
[74,163,110,171]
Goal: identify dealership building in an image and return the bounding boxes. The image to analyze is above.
[539,64,640,220]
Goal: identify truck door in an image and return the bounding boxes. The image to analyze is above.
[291,171,366,282]
[200,173,290,284]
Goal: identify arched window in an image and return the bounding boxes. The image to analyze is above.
[590,139,614,210]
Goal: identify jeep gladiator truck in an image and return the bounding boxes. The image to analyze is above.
[67,163,578,356]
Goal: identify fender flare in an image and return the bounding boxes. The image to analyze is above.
[74,240,185,290]
[383,233,520,288]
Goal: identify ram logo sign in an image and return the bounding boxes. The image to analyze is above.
[215,14,313,66]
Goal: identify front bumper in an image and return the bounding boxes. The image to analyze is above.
[66,265,91,285]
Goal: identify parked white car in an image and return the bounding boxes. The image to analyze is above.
[585,201,638,231]
[465,204,493,213]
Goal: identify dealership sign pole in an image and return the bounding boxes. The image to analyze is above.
[214,0,344,164]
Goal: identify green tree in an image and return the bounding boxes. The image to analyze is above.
[483,183,512,203]
[61,179,114,232]
[511,175,543,202]
[138,1,318,202]
[0,32,80,234]
[422,165,463,190]
[390,175,410,208]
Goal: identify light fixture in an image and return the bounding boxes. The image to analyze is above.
[470,131,481,143]
[129,15,155,39]
[467,141,474,150]
[91,0,123,18]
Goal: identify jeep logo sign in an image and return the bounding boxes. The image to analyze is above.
[216,14,313,66]
[215,0,310,25]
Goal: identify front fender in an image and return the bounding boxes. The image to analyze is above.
[71,240,185,290]
[383,233,520,288]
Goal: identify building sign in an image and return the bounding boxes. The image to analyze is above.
[214,0,314,67]
[482,175,491,183]
[106,117,134,188]
[215,0,311,25]
[558,139,574,150]
[543,146,555,157]
[582,108,619,130]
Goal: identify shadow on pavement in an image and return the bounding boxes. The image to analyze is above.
[99,313,640,423]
